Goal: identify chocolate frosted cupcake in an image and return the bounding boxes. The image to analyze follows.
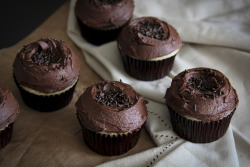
[0,85,19,149]
[165,68,239,143]
[75,0,134,45]
[117,16,183,81]
[75,80,148,155]
[13,38,80,112]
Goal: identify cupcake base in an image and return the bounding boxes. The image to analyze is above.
[168,107,235,143]
[14,76,77,112]
[77,115,143,156]
[120,51,176,81]
[0,123,13,150]
[77,18,126,46]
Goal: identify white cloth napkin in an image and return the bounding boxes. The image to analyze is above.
[67,0,250,166]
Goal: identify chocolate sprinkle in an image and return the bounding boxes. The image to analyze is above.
[182,97,190,103]
[21,44,31,53]
[95,88,132,108]
[132,20,166,40]
[188,75,223,95]
[32,48,64,67]
[31,40,68,69]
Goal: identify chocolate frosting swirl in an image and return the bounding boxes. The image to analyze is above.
[0,85,19,129]
[75,81,148,133]
[75,0,134,29]
[13,38,80,93]
[117,17,183,60]
[165,68,239,122]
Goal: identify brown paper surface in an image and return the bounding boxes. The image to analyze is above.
[0,2,155,166]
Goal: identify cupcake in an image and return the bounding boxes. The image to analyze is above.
[75,80,148,155]
[117,16,183,81]
[74,0,134,45]
[0,85,19,149]
[164,68,239,143]
[13,38,80,112]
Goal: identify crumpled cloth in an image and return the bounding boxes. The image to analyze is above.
[67,0,250,166]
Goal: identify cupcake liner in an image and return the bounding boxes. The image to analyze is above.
[14,76,77,112]
[120,50,176,81]
[0,123,13,149]
[77,115,143,156]
[123,55,176,81]
[168,107,235,143]
[77,18,129,46]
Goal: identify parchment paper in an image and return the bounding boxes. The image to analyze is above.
[0,2,155,167]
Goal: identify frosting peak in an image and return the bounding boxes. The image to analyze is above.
[75,81,148,133]
[26,39,69,70]
[186,69,226,98]
[131,18,169,41]
[95,81,135,109]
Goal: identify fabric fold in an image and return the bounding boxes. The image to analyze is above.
[67,0,250,166]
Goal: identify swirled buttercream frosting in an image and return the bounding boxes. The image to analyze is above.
[165,68,238,122]
[75,81,148,133]
[117,17,183,60]
[13,38,80,94]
